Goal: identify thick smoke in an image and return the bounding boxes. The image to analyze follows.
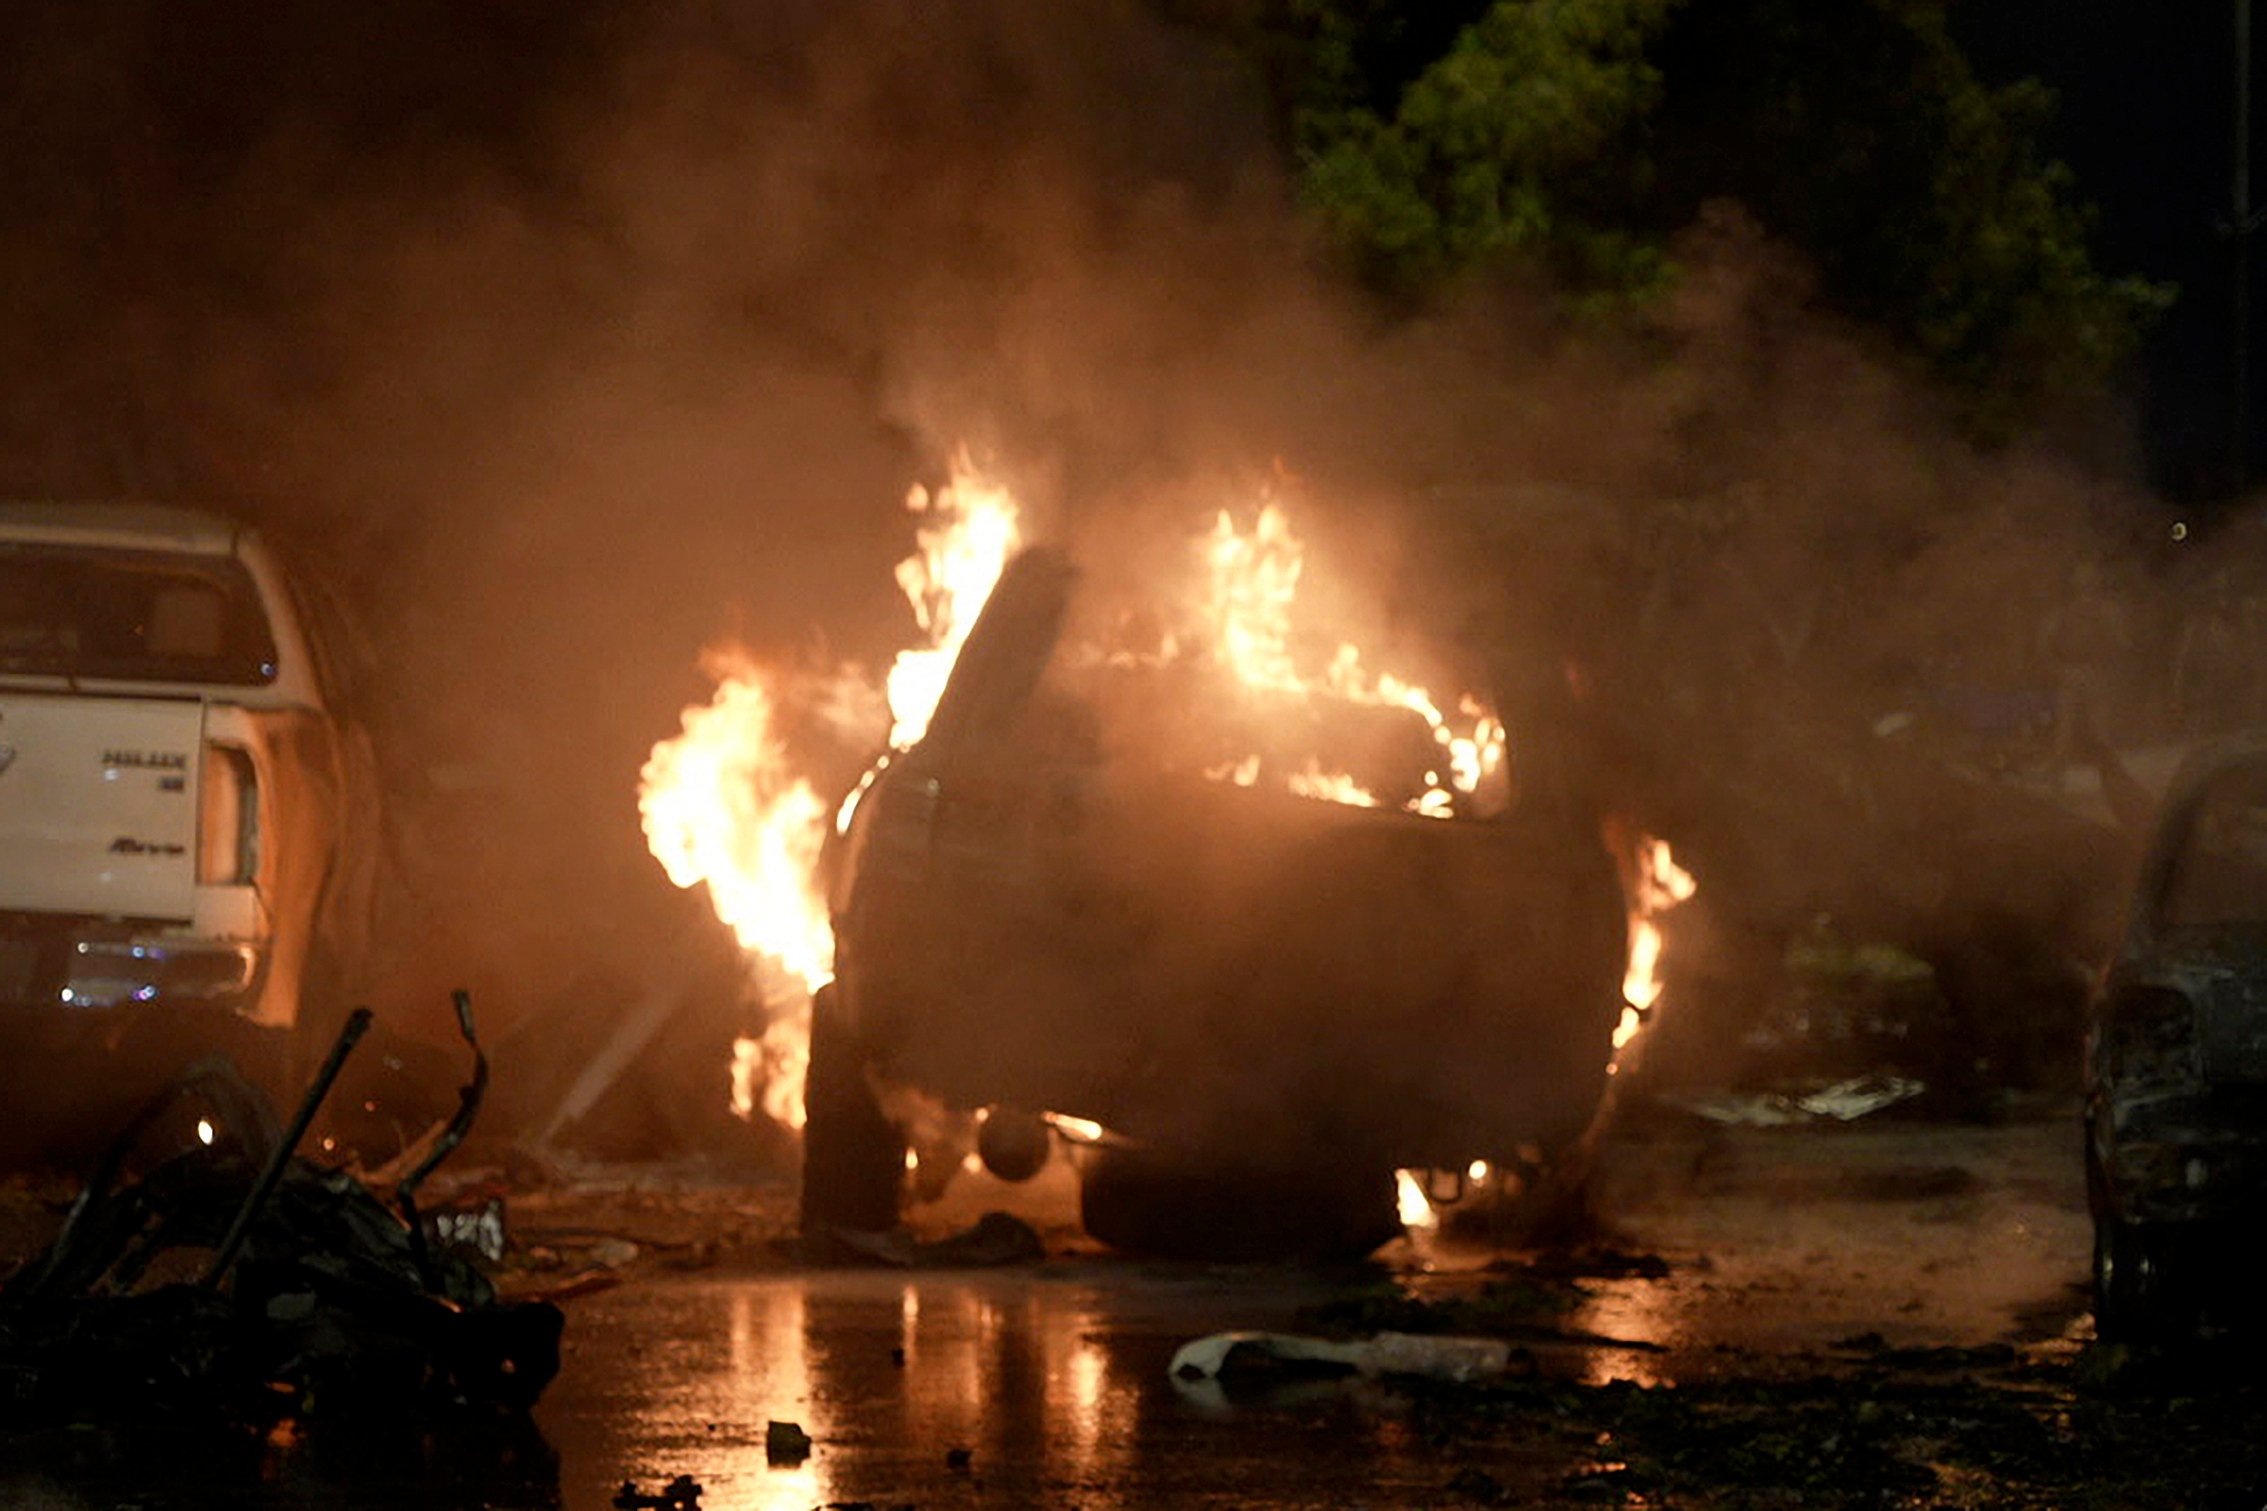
[0,1,2213,1121]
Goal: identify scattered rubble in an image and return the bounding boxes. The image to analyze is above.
[1375,1344,2267,1509]
[0,995,563,1426]
[614,1473,704,1509]
[1662,1072,1928,1126]
[1171,1329,1519,1385]
[1183,1264,2267,1509]
[765,1418,813,1465]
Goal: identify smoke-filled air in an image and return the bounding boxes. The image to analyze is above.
[0,0,2233,1145]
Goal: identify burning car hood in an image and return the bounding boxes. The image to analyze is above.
[915,545,1077,767]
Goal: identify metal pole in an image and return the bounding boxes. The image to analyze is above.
[200,1006,373,1288]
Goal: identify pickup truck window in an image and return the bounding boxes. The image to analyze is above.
[0,545,279,686]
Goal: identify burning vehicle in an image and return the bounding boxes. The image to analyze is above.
[0,504,361,1036]
[808,522,1635,1258]
[2086,735,2267,1340]
[642,463,1683,1259]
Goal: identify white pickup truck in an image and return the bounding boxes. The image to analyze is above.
[0,503,361,1035]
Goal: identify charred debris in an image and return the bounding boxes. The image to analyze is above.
[0,992,563,1427]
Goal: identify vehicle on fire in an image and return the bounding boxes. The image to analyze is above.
[0,503,369,1096]
[806,545,1630,1259]
[2086,734,2267,1340]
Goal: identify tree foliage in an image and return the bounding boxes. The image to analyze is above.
[1645,0,2171,432]
[1197,0,2171,430]
[1296,0,1674,294]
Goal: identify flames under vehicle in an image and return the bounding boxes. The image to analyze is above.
[808,546,1628,1257]
[2087,735,2267,1339]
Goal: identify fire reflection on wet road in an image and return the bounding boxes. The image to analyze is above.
[0,1120,2099,1509]
[543,1268,1443,1511]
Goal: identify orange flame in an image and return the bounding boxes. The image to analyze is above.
[1613,836,1697,1054]
[886,457,1023,748]
[1286,762,1380,808]
[1202,504,1306,693]
[1196,504,1508,816]
[639,652,835,992]
[644,464,1529,1135]
[1394,1168,1441,1232]
[640,457,1023,1132]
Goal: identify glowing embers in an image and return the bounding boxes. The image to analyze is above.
[1042,1111,1107,1144]
[1391,1157,1531,1239]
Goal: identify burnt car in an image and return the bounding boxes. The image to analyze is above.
[2086,735,2267,1339]
[806,546,1629,1258]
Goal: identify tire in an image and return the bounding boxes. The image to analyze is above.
[2093,1215,2189,1344]
[1078,1146,1402,1263]
[798,984,904,1235]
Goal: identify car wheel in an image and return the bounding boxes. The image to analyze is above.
[799,984,905,1235]
[2093,1215,2189,1344]
[1078,1145,1403,1263]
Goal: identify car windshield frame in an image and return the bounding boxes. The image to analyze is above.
[0,543,280,686]
[2152,760,2267,934]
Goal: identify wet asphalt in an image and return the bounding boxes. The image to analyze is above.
[0,1116,2102,1510]
[551,1266,1440,1511]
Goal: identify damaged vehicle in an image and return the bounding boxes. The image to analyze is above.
[2086,735,2267,1340]
[807,546,1629,1258]
[0,504,371,1108]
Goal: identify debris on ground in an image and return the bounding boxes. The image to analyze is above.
[1379,1342,2267,1509]
[0,994,564,1425]
[766,1418,813,1465]
[806,1210,1043,1267]
[1516,1246,1674,1282]
[423,1190,510,1262]
[1662,1073,1927,1126]
[493,1174,797,1288]
[1170,1329,1519,1385]
[1165,1298,2230,1504]
[614,1474,704,1509]
[1254,1265,1693,1388]
[1298,1273,1579,1340]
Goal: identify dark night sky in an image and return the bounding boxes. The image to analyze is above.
[0,2,2256,506]
[1956,1,2259,504]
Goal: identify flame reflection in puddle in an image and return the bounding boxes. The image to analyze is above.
[724,1285,819,1511]
[552,1273,1447,1509]
[1567,1277,1683,1389]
